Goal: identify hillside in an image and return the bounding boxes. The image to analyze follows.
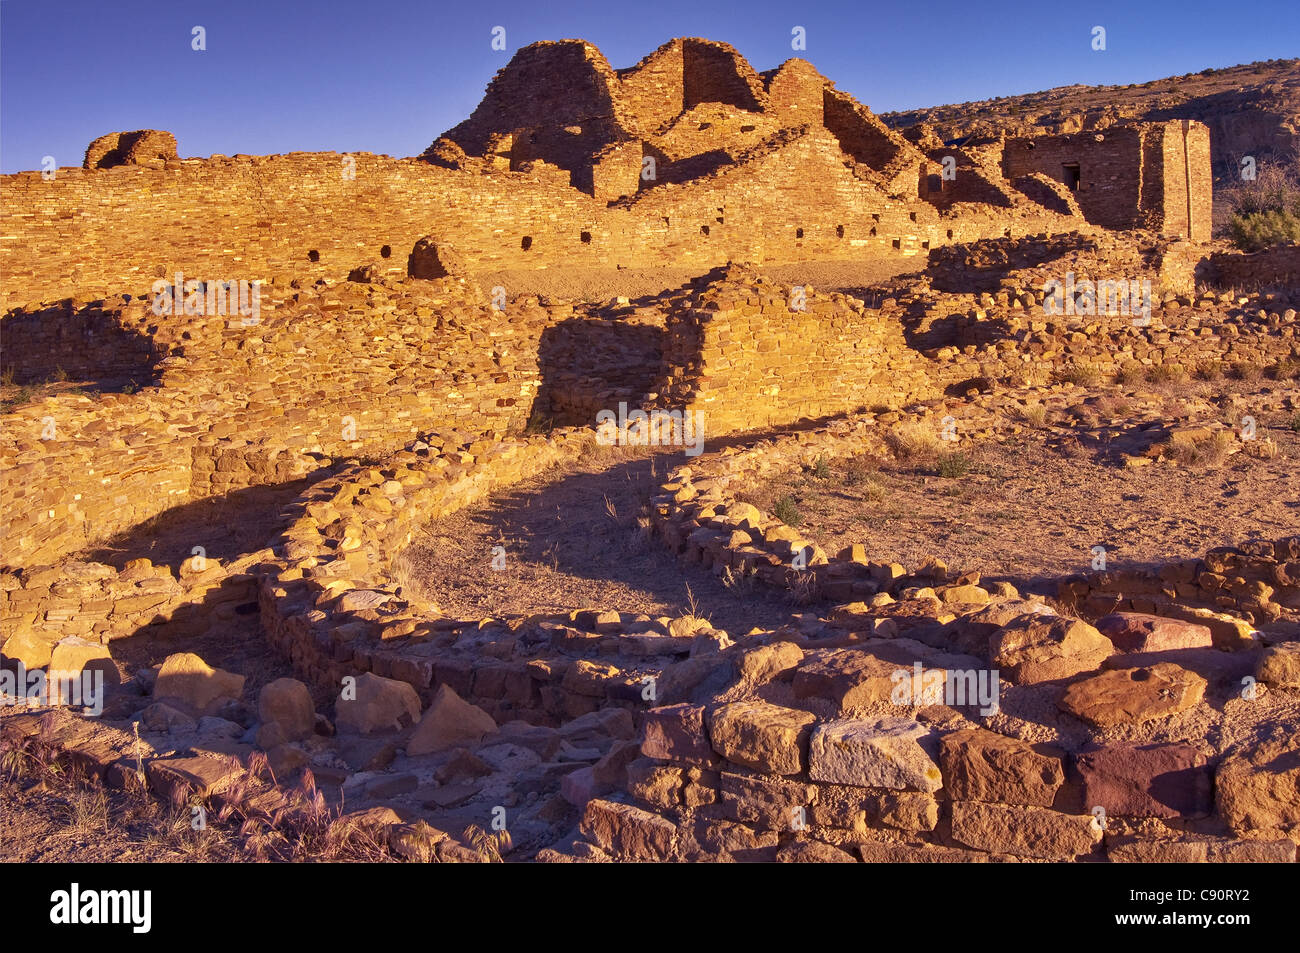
[880,59,1300,183]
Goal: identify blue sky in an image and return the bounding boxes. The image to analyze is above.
[2,0,1296,173]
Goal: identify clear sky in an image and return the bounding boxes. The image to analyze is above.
[2,0,1297,173]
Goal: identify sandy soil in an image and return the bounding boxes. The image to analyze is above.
[400,446,803,636]
[741,411,1300,591]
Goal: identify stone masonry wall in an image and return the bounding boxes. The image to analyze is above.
[654,268,938,433]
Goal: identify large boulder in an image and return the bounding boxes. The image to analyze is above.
[1216,734,1300,834]
[707,701,815,775]
[154,652,245,716]
[938,727,1064,806]
[84,130,177,169]
[258,678,315,743]
[1058,663,1206,728]
[407,238,469,280]
[1095,612,1213,652]
[334,672,421,735]
[406,684,496,756]
[989,613,1113,683]
[808,717,942,792]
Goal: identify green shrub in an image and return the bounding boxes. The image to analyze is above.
[773,495,803,527]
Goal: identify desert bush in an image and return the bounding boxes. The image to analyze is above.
[1228,361,1263,381]
[1146,363,1189,385]
[1056,364,1101,387]
[773,494,802,527]
[935,452,972,478]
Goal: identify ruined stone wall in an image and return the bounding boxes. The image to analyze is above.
[1200,243,1300,289]
[654,270,938,433]
[0,278,562,568]
[0,147,1078,313]
[1001,121,1212,240]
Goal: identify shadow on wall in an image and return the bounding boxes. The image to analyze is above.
[535,317,667,428]
[0,302,165,389]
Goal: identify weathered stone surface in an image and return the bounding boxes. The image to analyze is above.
[1095,612,1213,652]
[147,754,242,801]
[579,799,676,861]
[939,728,1064,806]
[868,791,939,831]
[858,840,1014,863]
[951,802,1102,859]
[641,703,715,766]
[47,637,114,679]
[989,614,1113,683]
[407,237,468,279]
[719,771,816,830]
[257,678,314,743]
[808,717,942,792]
[1257,641,1300,690]
[792,648,901,710]
[84,129,177,169]
[154,652,246,715]
[776,840,859,863]
[1076,742,1212,817]
[406,684,496,756]
[1216,735,1300,833]
[334,672,421,735]
[708,700,815,775]
[1058,663,1206,728]
[737,641,803,684]
[0,630,56,668]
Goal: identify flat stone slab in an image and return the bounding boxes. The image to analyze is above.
[1096,612,1213,652]
[1058,662,1206,728]
[808,717,941,792]
[1076,742,1212,818]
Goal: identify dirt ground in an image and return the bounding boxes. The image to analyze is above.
[740,410,1300,591]
[400,446,803,636]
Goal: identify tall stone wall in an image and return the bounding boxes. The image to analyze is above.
[1001,121,1212,240]
[1,145,1078,312]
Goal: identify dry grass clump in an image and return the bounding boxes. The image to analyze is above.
[1056,364,1102,387]
[1167,429,1237,467]
[1016,403,1050,428]
[884,422,942,463]
[1146,363,1189,385]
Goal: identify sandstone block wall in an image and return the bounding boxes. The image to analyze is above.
[654,269,937,433]
[1002,121,1212,241]
[0,278,562,568]
[1200,243,1300,290]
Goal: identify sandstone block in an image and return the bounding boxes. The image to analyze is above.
[808,717,942,792]
[708,700,815,775]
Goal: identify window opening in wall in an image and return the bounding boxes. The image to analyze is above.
[308,249,320,262]
[892,238,901,249]
[380,245,391,259]
[836,225,844,238]
[946,229,954,239]
[796,228,804,239]
[580,231,592,244]
[869,227,877,237]
[521,236,533,251]
[700,225,710,236]
[1063,163,1081,191]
